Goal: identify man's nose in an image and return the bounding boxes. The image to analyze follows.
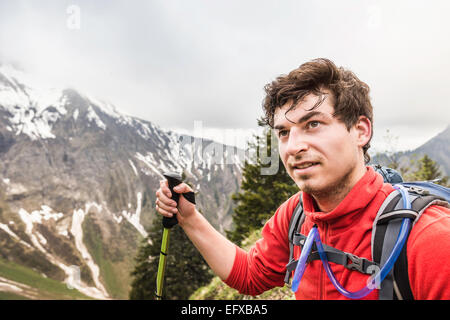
[286,127,308,156]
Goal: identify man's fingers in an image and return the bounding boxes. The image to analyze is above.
[156,204,175,218]
[156,198,178,217]
[156,185,177,207]
[159,179,172,198]
[156,197,178,213]
[155,180,195,219]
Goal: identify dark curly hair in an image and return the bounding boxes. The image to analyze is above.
[262,58,373,163]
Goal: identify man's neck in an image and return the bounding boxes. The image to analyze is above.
[312,188,352,213]
[311,165,367,213]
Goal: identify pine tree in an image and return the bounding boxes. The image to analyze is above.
[226,125,298,245]
[406,154,449,186]
[129,214,213,299]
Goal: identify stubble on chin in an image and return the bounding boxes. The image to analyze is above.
[297,169,353,201]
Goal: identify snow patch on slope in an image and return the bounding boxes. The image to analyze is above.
[70,202,110,299]
[0,64,67,140]
[120,192,147,238]
[86,106,106,130]
[128,159,138,176]
[0,223,32,248]
[16,205,110,300]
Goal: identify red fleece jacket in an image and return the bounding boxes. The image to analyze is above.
[224,166,450,299]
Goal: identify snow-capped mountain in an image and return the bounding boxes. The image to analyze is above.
[0,64,244,299]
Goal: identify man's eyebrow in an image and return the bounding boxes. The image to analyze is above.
[273,111,329,130]
[273,124,286,131]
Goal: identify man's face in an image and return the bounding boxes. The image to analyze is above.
[273,92,367,197]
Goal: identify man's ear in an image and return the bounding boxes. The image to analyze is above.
[354,116,372,148]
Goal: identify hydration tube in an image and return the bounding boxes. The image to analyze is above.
[291,226,318,292]
[291,185,412,299]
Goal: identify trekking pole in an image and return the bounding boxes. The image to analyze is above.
[155,172,182,300]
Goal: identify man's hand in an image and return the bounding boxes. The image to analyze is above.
[155,178,236,281]
[155,179,197,225]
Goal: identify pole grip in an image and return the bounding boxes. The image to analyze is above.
[162,172,182,229]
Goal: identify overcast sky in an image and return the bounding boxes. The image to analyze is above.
[0,0,449,153]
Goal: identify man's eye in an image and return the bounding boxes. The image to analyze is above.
[278,130,288,137]
[307,121,320,129]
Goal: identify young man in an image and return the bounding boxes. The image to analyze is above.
[155,58,450,299]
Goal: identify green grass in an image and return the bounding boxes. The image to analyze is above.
[0,291,30,300]
[190,272,294,300]
[0,257,92,300]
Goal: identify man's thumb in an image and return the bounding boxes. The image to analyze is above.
[173,183,191,193]
[173,183,196,205]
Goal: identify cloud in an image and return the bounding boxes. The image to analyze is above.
[0,0,448,151]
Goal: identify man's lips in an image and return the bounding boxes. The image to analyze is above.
[291,161,320,169]
[290,161,320,173]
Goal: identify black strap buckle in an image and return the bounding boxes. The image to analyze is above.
[345,253,368,273]
[406,186,429,196]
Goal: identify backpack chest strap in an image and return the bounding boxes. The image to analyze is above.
[285,233,379,275]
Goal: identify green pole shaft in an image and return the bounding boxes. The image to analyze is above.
[156,172,182,300]
[156,227,170,300]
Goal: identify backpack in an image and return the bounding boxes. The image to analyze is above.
[284,165,450,300]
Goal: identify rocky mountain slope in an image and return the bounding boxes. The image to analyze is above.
[0,65,244,299]
[411,125,450,175]
[371,125,450,177]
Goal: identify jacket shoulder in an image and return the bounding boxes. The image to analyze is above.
[407,204,450,299]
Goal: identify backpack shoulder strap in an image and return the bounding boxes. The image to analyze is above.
[372,187,448,300]
[284,193,304,284]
